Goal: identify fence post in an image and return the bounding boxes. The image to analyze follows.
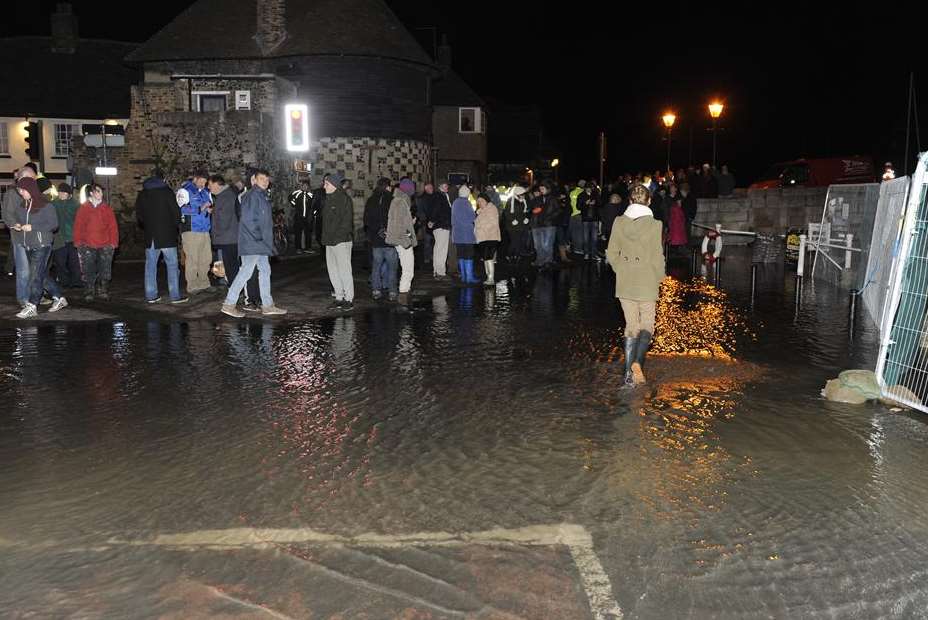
[845,233,854,269]
[797,234,807,277]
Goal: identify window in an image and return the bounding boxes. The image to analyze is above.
[194,92,229,112]
[0,123,9,155]
[54,123,81,157]
[459,107,482,134]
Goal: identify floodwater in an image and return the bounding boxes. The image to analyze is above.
[2,251,928,619]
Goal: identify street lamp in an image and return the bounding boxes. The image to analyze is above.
[708,102,724,168]
[551,158,560,185]
[662,112,676,174]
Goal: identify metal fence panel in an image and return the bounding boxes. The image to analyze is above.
[877,152,928,411]
[862,177,910,329]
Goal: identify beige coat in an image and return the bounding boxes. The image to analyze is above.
[386,191,417,249]
[475,202,501,242]
[605,206,665,301]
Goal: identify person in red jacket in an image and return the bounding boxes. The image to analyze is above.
[73,183,119,301]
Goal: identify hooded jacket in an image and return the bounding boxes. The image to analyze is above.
[136,177,180,249]
[320,187,354,246]
[238,185,274,256]
[363,188,392,247]
[210,185,240,246]
[386,190,417,249]
[8,179,59,250]
[605,203,665,301]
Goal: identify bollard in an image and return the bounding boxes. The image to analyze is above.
[794,274,803,308]
[848,288,860,337]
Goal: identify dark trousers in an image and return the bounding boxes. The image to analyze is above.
[216,244,260,305]
[293,215,313,251]
[27,245,62,305]
[53,242,82,287]
[78,246,114,290]
[506,228,530,259]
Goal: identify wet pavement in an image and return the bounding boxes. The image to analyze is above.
[2,249,928,619]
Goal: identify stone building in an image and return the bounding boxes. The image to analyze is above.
[95,0,442,236]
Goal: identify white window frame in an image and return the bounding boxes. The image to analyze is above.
[459,107,482,134]
[0,123,9,155]
[193,91,230,112]
[53,123,81,158]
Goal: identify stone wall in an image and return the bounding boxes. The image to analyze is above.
[694,187,829,245]
[307,137,432,236]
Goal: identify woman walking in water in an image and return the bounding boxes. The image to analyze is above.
[606,184,665,387]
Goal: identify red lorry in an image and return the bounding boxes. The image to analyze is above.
[750,156,876,189]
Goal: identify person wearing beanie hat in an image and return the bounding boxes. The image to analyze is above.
[363,177,397,300]
[9,176,68,318]
[51,181,83,289]
[451,185,480,284]
[321,172,355,309]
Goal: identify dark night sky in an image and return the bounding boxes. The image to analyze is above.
[5,1,926,182]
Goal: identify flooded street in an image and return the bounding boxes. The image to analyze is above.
[3,253,928,619]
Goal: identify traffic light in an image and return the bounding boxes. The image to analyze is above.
[24,121,41,162]
[284,104,309,152]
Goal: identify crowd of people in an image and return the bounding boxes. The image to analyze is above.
[2,159,732,385]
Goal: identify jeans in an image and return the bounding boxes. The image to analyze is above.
[569,215,584,252]
[532,226,557,266]
[53,242,82,287]
[145,242,181,301]
[181,231,212,292]
[432,228,450,276]
[371,246,398,293]
[26,245,62,305]
[397,245,414,293]
[582,221,599,256]
[325,241,354,302]
[225,255,273,307]
[13,243,29,304]
[215,244,259,304]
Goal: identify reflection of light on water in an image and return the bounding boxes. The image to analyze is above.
[630,361,763,520]
[653,277,755,359]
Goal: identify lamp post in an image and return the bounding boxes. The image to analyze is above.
[708,102,724,168]
[551,158,560,185]
[662,112,676,174]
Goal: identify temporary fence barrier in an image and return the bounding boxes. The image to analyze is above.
[876,151,928,412]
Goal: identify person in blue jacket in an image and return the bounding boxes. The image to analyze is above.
[176,171,213,294]
[220,168,287,318]
[451,185,481,284]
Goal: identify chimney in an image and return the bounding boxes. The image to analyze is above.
[436,35,452,70]
[51,3,78,54]
[256,0,287,56]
